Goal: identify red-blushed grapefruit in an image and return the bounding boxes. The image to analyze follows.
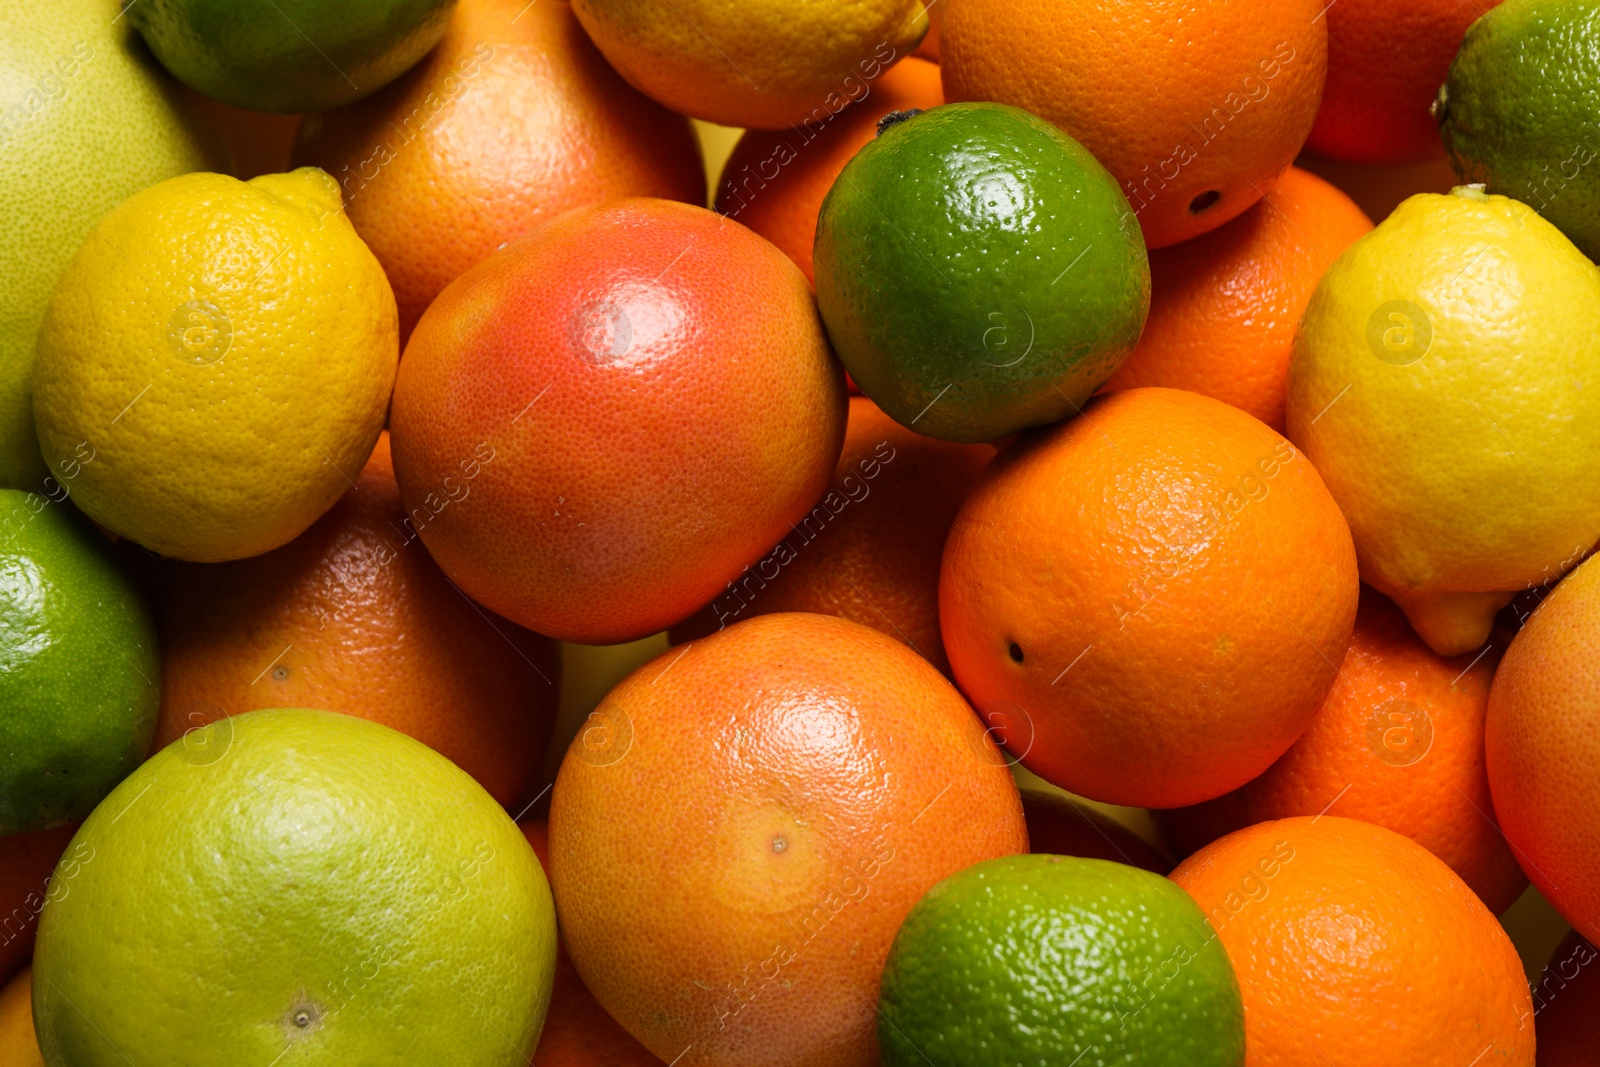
[548,613,1027,1067]
[389,199,847,644]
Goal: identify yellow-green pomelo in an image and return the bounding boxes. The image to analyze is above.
[32,708,556,1067]
[0,0,217,491]
[32,168,398,562]
[1287,186,1600,656]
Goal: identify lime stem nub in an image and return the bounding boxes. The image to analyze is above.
[876,110,924,137]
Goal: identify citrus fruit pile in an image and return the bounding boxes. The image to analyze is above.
[3,0,1598,1064]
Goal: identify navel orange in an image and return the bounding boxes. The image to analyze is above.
[941,0,1328,247]
[941,388,1359,809]
[1160,587,1527,914]
[1102,167,1372,431]
[520,822,660,1067]
[1172,816,1534,1065]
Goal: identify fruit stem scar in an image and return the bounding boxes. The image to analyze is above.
[875,109,923,136]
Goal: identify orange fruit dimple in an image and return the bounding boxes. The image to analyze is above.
[520,822,662,1067]
[155,433,559,809]
[291,0,705,342]
[941,0,1328,247]
[1307,0,1503,165]
[1102,167,1372,431]
[390,198,847,645]
[1159,587,1527,914]
[1486,552,1600,946]
[716,58,944,283]
[548,613,1027,1067]
[672,396,992,673]
[940,387,1359,809]
[1171,817,1534,1066]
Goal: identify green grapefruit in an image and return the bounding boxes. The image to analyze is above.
[0,0,217,490]
[32,708,557,1066]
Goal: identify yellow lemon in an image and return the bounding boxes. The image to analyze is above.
[32,168,397,563]
[571,0,928,129]
[1287,186,1600,656]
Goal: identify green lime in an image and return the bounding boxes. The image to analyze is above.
[33,708,557,1066]
[124,0,458,113]
[0,0,217,491]
[0,492,158,834]
[1438,0,1600,260]
[813,102,1150,443]
[877,854,1245,1066]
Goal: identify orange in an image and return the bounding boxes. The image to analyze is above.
[670,396,991,673]
[940,0,1328,248]
[0,824,77,985]
[547,613,1027,1067]
[389,199,847,645]
[1533,930,1600,1065]
[0,969,43,1067]
[291,0,704,342]
[941,387,1359,809]
[1101,167,1372,432]
[1159,587,1527,913]
[716,58,943,284]
[1021,789,1171,874]
[1171,816,1534,1065]
[153,433,559,809]
[1306,0,1503,165]
[520,822,660,1067]
[1487,552,1600,945]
